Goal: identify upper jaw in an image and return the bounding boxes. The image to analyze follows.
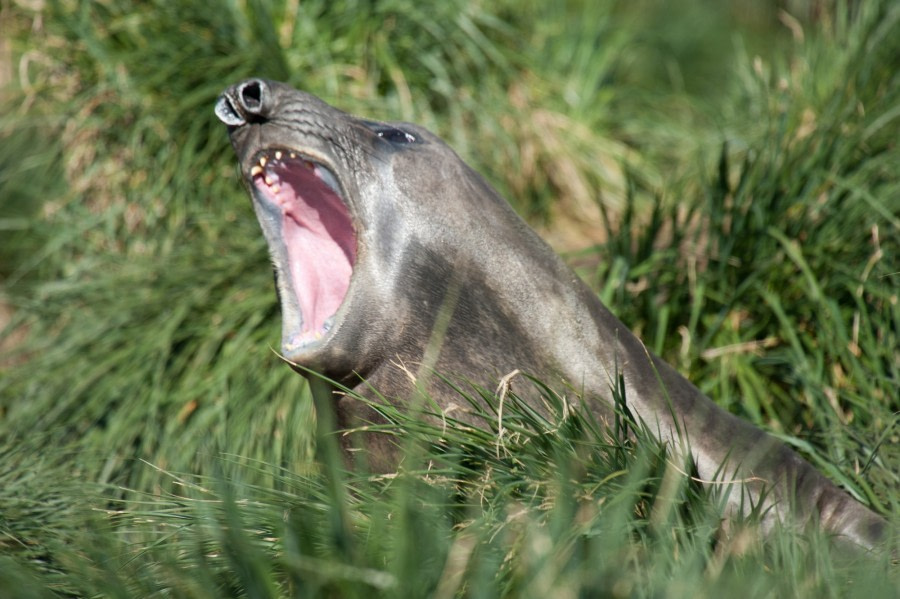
[245,147,344,198]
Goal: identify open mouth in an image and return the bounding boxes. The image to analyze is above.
[248,149,357,354]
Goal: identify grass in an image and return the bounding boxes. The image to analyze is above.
[0,0,898,596]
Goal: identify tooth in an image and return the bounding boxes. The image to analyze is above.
[265,176,273,185]
[271,185,280,194]
[275,150,283,160]
[250,165,263,176]
[259,156,267,167]
[290,152,297,159]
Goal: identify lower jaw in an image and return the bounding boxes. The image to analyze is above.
[282,317,335,355]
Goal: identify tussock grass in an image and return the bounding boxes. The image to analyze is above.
[1,0,898,596]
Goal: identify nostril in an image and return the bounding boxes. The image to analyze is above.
[238,79,265,113]
[214,94,245,127]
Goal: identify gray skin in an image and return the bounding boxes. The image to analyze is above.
[215,79,889,550]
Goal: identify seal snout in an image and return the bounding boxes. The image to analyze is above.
[215,78,271,127]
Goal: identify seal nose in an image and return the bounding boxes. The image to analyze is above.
[215,78,271,127]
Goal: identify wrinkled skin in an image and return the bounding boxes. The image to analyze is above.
[216,79,889,550]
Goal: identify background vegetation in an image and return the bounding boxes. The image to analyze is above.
[1,0,897,596]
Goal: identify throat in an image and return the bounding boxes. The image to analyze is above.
[283,211,353,342]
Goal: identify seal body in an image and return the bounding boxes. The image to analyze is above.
[215,79,889,549]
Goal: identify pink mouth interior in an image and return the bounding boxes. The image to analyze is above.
[253,156,356,344]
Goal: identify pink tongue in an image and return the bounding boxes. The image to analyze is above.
[260,163,355,339]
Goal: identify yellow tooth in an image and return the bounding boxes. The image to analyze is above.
[250,165,263,176]
[264,176,273,186]
[275,150,283,160]
[259,156,267,167]
[290,152,297,159]
[271,185,280,194]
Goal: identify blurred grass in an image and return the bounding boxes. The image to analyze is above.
[0,0,898,596]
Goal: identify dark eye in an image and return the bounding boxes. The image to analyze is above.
[376,127,416,144]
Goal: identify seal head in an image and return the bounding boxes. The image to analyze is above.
[216,79,441,379]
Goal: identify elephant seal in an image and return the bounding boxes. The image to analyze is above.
[215,78,889,550]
